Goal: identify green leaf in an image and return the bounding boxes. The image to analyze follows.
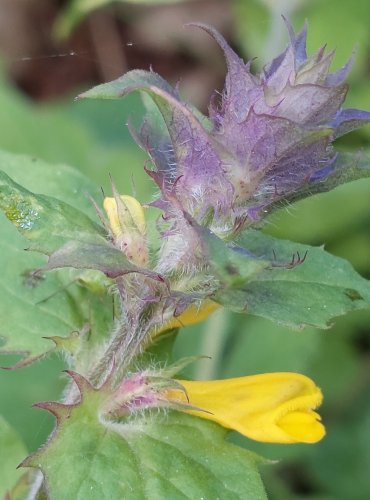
[78,69,212,156]
[213,230,370,329]
[0,415,28,498]
[78,68,179,107]
[43,241,162,284]
[196,223,270,289]
[0,151,112,367]
[0,223,83,367]
[23,379,267,500]
[0,170,106,255]
[0,150,103,220]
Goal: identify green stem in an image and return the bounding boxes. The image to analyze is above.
[195,308,229,380]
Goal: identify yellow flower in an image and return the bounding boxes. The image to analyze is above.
[103,195,148,266]
[104,195,146,237]
[157,300,220,335]
[169,372,325,444]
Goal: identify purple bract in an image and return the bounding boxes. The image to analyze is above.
[127,21,370,238]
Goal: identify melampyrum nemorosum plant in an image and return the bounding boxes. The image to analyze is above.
[1,19,370,499]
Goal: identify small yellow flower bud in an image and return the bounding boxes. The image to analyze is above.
[103,195,149,267]
[104,196,145,237]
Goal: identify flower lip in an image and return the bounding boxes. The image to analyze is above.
[265,380,325,443]
[169,372,325,444]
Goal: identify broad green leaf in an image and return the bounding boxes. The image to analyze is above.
[0,415,28,498]
[0,221,86,366]
[23,380,267,500]
[0,151,103,217]
[0,170,106,255]
[0,151,112,367]
[212,230,370,329]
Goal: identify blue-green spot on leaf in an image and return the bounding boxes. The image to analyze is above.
[3,196,40,231]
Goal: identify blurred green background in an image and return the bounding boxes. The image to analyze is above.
[0,0,369,498]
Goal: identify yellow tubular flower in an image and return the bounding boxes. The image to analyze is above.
[103,196,146,237]
[103,195,148,266]
[169,372,325,444]
[156,300,220,335]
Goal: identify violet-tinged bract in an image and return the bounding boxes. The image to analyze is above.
[124,21,370,238]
